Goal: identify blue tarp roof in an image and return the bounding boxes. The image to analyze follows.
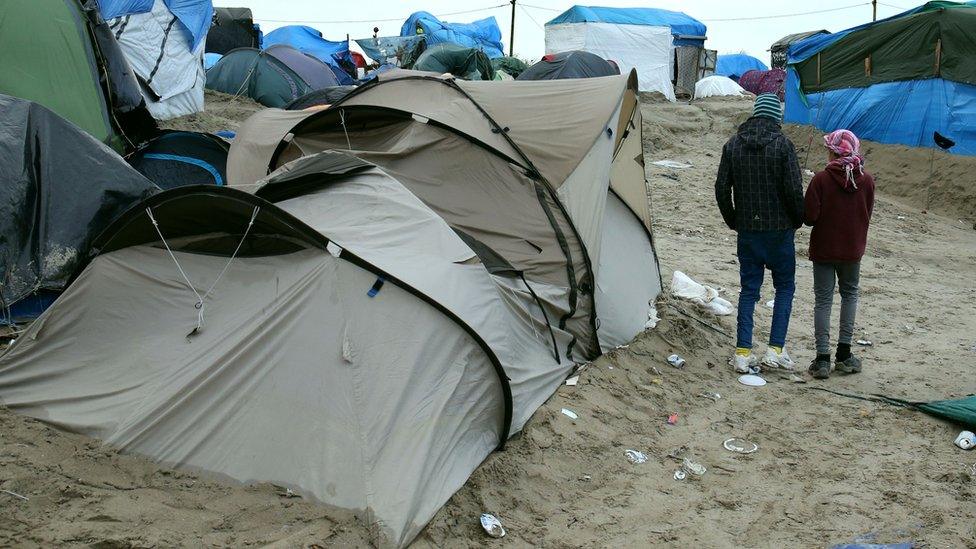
[716,54,769,80]
[96,0,213,51]
[788,0,976,63]
[400,11,505,58]
[546,6,706,46]
[263,26,356,85]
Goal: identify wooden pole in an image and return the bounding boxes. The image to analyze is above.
[872,0,877,21]
[509,0,516,57]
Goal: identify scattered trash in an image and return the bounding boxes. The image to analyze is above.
[652,159,692,169]
[480,513,506,538]
[625,449,648,464]
[737,374,767,387]
[856,339,873,346]
[667,354,686,369]
[897,215,908,220]
[803,169,815,177]
[682,458,706,477]
[650,378,662,385]
[645,308,660,329]
[671,271,734,316]
[673,469,687,480]
[955,431,976,450]
[698,392,721,400]
[764,299,775,309]
[723,438,759,454]
[0,489,28,501]
[561,408,579,420]
[578,474,591,482]
[789,373,807,384]
[666,413,679,425]
[565,376,579,386]
[650,366,662,376]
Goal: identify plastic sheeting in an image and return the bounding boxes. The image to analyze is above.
[0,95,157,307]
[785,71,976,156]
[263,26,356,85]
[356,35,426,67]
[715,54,768,81]
[695,75,746,99]
[413,44,494,80]
[545,23,675,99]
[206,7,260,54]
[547,6,706,46]
[400,11,504,59]
[97,0,213,51]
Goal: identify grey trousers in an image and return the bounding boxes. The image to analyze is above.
[813,262,861,355]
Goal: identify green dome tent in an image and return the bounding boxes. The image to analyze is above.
[0,0,155,151]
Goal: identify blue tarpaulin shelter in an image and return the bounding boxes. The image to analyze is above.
[716,54,768,81]
[785,1,976,155]
[263,25,356,85]
[546,6,706,46]
[400,11,505,58]
[96,0,213,50]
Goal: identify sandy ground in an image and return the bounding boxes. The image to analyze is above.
[2,93,975,548]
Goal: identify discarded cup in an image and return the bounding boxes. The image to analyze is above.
[666,413,679,425]
[681,458,706,477]
[667,354,686,369]
[955,431,976,450]
[625,449,648,464]
[561,408,579,420]
[480,513,506,538]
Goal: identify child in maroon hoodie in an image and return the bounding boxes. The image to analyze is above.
[804,129,875,380]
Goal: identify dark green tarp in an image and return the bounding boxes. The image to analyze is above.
[918,396,976,430]
[795,2,976,93]
[412,43,495,81]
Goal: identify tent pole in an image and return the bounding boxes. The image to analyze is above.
[509,0,516,57]
[872,0,877,21]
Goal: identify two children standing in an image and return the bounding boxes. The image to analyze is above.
[715,94,876,380]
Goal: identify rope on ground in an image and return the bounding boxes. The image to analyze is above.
[666,303,733,339]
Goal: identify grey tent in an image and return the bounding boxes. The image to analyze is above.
[517,50,619,81]
[0,71,661,547]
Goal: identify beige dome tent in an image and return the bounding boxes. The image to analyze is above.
[0,71,661,547]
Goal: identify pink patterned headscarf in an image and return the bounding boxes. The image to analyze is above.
[824,129,864,189]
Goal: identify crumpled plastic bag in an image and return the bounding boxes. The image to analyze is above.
[644,307,661,329]
[671,271,734,316]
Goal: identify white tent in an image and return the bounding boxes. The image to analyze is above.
[106,0,208,119]
[695,75,748,99]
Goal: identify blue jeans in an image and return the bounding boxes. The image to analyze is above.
[736,230,796,349]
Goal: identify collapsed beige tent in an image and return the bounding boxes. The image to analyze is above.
[0,71,661,547]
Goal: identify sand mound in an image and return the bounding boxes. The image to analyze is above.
[785,124,976,223]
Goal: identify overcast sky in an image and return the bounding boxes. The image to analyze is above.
[212,0,915,63]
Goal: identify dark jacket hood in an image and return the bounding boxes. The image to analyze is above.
[736,116,782,149]
[824,163,868,193]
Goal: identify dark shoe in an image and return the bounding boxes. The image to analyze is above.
[808,358,831,380]
[835,355,862,375]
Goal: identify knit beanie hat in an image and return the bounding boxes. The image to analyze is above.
[753,93,783,121]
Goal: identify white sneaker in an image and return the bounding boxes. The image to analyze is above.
[732,353,759,374]
[762,347,796,371]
